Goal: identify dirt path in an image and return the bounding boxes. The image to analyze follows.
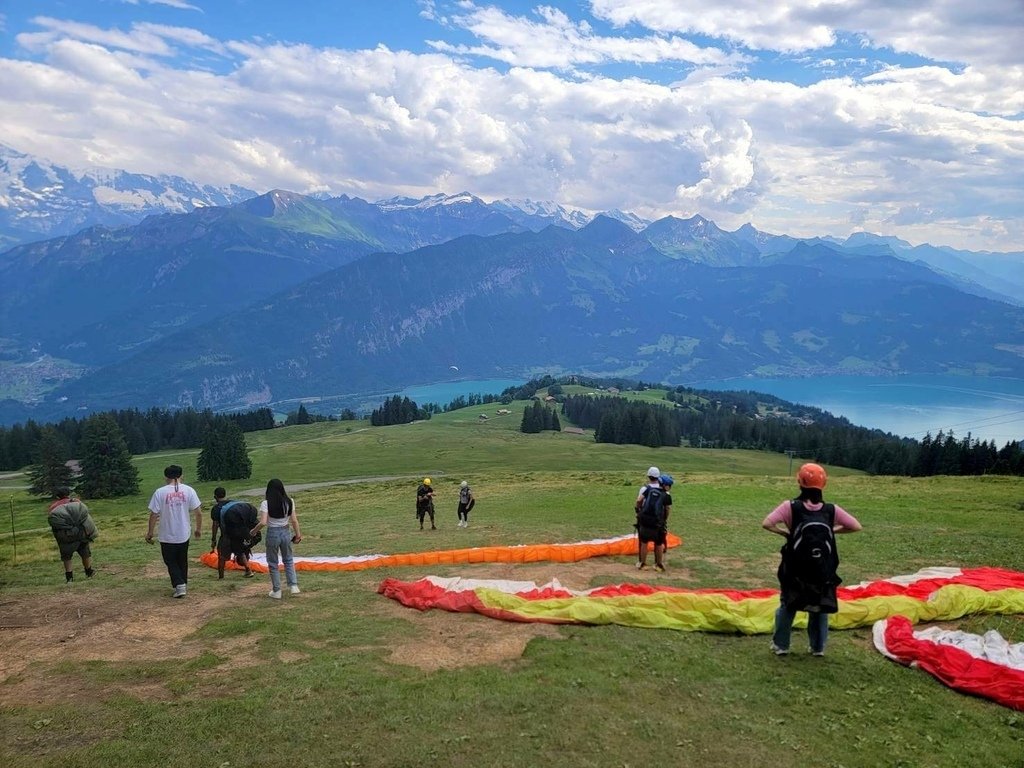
[0,558,639,705]
[231,473,445,497]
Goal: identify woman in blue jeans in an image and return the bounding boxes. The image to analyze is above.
[252,478,303,599]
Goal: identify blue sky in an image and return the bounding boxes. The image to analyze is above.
[0,0,1021,251]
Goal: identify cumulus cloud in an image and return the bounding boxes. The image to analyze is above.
[0,5,1020,252]
[589,0,1023,65]
[427,2,747,72]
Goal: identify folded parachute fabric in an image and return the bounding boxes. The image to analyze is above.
[873,615,1024,711]
[378,567,1024,635]
[198,532,682,573]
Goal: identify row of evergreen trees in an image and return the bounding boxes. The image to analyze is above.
[520,400,561,433]
[0,406,276,471]
[560,393,1024,476]
[25,411,256,499]
[370,396,432,426]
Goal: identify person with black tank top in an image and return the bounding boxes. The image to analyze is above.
[762,463,862,657]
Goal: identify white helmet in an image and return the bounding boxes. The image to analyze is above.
[460,480,468,487]
[647,466,660,479]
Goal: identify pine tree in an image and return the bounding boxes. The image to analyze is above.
[26,427,75,499]
[520,401,542,433]
[196,419,253,481]
[77,413,140,498]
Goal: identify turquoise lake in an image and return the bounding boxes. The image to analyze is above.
[399,374,1024,445]
[398,378,525,404]
[691,374,1024,445]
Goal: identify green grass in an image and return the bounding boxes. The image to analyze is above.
[1,402,1023,767]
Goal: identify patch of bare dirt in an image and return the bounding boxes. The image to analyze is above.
[0,578,268,706]
[0,555,705,700]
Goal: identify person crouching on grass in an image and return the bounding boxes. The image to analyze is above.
[210,487,259,579]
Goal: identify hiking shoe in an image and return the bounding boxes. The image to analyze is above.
[268,589,282,599]
[244,570,255,578]
[173,584,187,598]
[654,564,666,573]
[65,572,74,583]
[811,650,825,657]
[636,561,646,570]
[770,643,789,656]
[289,585,301,595]
[85,568,95,578]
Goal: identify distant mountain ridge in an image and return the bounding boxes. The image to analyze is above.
[3,214,1022,423]
[0,144,257,250]
[1,146,1022,424]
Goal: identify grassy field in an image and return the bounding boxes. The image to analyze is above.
[1,400,1023,768]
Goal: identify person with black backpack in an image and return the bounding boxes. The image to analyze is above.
[210,487,259,579]
[635,467,671,572]
[762,463,862,657]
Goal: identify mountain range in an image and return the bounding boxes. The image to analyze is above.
[1,148,1022,424]
[0,144,256,251]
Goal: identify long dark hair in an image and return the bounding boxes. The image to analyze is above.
[797,486,824,504]
[265,478,293,518]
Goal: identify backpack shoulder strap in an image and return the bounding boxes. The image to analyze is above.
[789,499,805,528]
[219,500,240,526]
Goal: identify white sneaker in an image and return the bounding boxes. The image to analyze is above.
[770,643,789,656]
[290,585,301,594]
[173,584,187,598]
[268,589,282,599]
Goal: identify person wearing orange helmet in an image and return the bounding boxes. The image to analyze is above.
[761,462,862,657]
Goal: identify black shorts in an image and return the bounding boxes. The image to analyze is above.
[637,526,667,546]
[217,536,250,560]
[57,538,91,561]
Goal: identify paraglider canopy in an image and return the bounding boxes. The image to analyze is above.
[449,365,459,371]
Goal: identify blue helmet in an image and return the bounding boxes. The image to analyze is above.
[660,474,674,487]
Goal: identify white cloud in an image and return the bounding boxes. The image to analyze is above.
[588,0,1024,66]
[427,3,747,72]
[122,0,203,11]
[0,8,1020,252]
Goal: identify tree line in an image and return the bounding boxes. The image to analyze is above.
[520,400,561,433]
[0,406,276,471]
[560,392,1023,476]
[370,396,432,426]
[25,411,258,499]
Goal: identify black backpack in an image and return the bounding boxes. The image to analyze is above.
[779,500,840,612]
[220,501,261,547]
[637,486,668,529]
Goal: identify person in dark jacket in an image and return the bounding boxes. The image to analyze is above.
[47,488,98,583]
[416,477,436,530]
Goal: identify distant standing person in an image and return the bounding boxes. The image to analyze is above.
[416,477,436,530]
[251,478,302,598]
[47,488,98,583]
[210,487,259,579]
[146,465,202,598]
[762,462,862,657]
[635,468,670,572]
[456,480,475,527]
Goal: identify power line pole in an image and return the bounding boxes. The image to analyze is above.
[785,449,797,477]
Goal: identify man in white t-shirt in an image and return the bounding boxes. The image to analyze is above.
[146,464,202,598]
